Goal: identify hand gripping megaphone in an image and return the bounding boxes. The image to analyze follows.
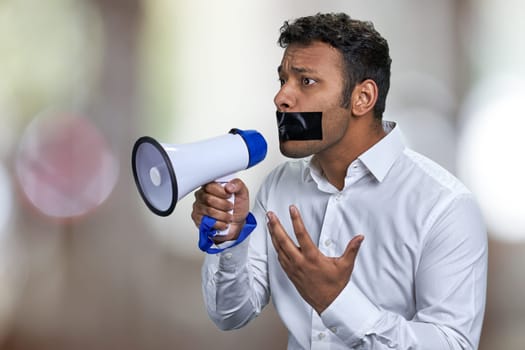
[131,128,267,217]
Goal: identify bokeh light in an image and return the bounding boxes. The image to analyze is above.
[0,164,13,238]
[0,0,103,127]
[458,75,525,242]
[15,111,119,219]
[0,164,16,343]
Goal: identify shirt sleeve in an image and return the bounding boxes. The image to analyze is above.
[320,194,488,349]
[201,194,271,331]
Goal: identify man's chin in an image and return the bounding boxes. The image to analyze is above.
[279,141,315,159]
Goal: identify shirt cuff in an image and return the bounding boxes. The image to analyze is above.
[320,280,382,346]
[215,234,251,272]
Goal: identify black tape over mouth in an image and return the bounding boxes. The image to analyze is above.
[276,111,323,141]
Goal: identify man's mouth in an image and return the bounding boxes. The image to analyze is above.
[276,111,323,141]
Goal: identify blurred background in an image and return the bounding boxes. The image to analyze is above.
[0,0,524,348]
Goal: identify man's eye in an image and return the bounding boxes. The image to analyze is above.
[278,78,286,87]
[302,77,316,86]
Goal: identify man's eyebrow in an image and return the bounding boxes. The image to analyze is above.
[292,66,317,74]
[277,65,318,74]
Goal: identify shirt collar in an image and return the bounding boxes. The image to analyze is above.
[303,121,405,184]
[358,121,405,182]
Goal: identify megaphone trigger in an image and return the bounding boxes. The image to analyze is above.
[214,173,236,237]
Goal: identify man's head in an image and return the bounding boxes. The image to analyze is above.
[277,13,391,119]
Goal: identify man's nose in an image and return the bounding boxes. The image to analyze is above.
[274,84,296,111]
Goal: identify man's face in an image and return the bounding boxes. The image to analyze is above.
[274,41,352,158]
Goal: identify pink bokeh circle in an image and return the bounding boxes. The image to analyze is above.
[16,112,119,219]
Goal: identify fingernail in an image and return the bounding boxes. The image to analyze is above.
[289,205,297,215]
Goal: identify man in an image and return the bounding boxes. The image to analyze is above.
[192,13,487,349]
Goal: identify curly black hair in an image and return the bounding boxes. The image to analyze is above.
[278,13,391,119]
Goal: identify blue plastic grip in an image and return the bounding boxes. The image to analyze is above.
[198,212,257,254]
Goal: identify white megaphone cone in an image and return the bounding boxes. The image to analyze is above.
[131,128,267,217]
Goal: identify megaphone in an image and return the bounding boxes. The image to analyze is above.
[131,128,267,217]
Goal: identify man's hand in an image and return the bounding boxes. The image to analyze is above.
[191,178,250,243]
[267,205,364,314]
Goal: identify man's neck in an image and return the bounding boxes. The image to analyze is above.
[315,119,386,191]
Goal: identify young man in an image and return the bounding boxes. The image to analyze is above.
[192,13,487,349]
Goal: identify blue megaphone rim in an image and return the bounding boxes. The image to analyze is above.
[229,128,268,168]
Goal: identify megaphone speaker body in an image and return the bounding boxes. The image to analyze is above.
[132,129,267,216]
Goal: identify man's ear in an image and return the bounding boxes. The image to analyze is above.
[351,79,378,117]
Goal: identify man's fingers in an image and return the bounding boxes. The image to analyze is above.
[192,186,233,230]
[224,179,250,225]
[194,186,234,212]
[341,235,365,266]
[267,211,297,262]
[266,211,287,246]
[224,178,248,199]
[202,182,232,198]
[191,206,230,231]
[289,205,316,254]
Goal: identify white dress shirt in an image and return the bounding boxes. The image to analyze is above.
[201,121,487,349]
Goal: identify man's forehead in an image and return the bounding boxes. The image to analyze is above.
[277,64,318,74]
[278,42,342,72]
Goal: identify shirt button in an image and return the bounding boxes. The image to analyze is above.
[335,193,342,201]
[223,252,233,260]
[324,239,332,247]
[317,332,326,340]
[330,326,338,334]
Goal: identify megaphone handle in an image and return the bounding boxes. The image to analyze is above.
[214,174,236,237]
